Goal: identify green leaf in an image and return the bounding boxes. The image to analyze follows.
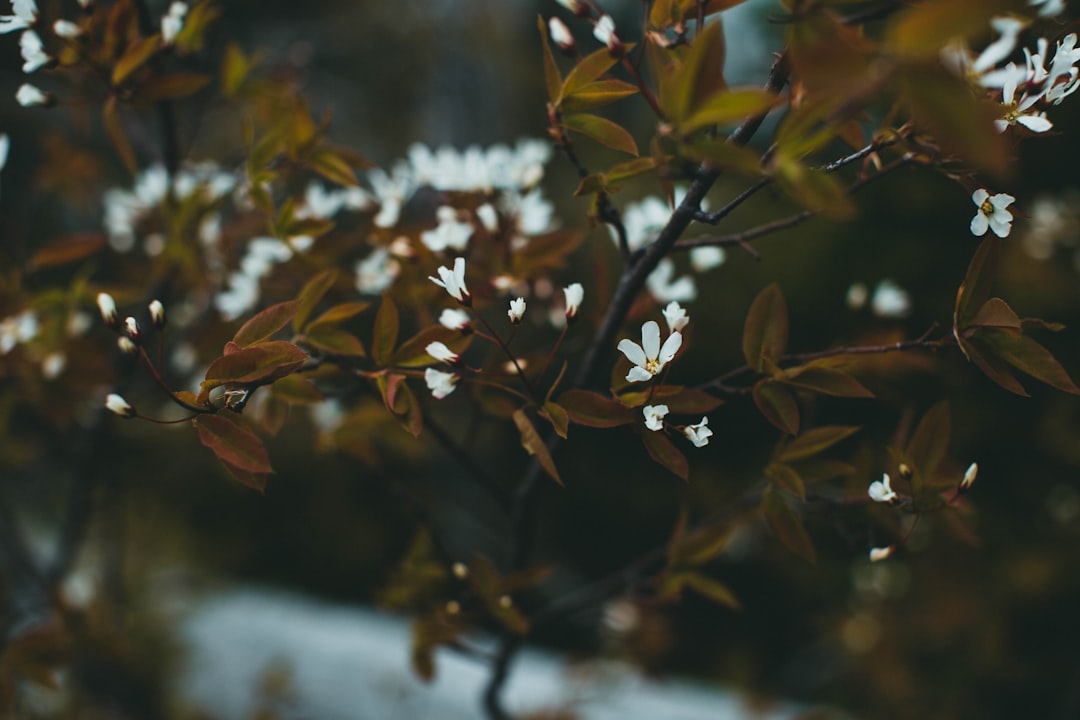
[562,79,639,113]
[782,367,873,398]
[308,301,371,327]
[760,486,815,563]
[558,389,635,427]
[664,19,727,124]
[112,34,159,86]
[642,429,690,481]
[673,571,741,609]
[139,72,212,102]
[766,462,805,500]
[193,414,272,474]
[681,138,763,177]
[778,425,860,462]
[774,157,854,219]
[302,325,366,356]
[293,269,339,331]
[669,523,732,568]
[562,113,639,156]
[537,15,563,105]
[680,88,777,134]
[982,329,1080,395]
[540,401,570,439]
[753,380,800,435]
[886,0,1013,58]
[233,300,299,347]
[742,283,789,372]
[308,147,359,187]
[373,294,399,365]
[968,297,1021,330]
[513,410,562,486]
[562,46,622,96]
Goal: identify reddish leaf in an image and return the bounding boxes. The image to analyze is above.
[983,329,1080,395]
[961,335,1029,397]
[558,389,634,427]
[954,237,999,331]
[906,401,950,493]
[969,297,1022,330]
[642,430,689,481]
[742,283,788,372]
[233,300,299,347]
[200,341,308,400]
[782,367,873,398]
[562,113,639,156]
[372,294,399,365]
[293,270,339,331]
[513,410,562,486]
[219,461,269,493]
[753,380,800,435]
[193,414,272,474]
[777,425,860,462]
[27,233,105,271]
[271,374,323,404]
[760,486,815,563]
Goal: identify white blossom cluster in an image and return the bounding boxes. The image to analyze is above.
[946,13,1080,134]
[612,189,726,304]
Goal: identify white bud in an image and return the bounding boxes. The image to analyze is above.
[52,20,82,39]
[452,562,468,580]
[548,16,574,51]
[148,299,166,329]
[105,393,135,418]
[563,283,584,319]
[961,462,978,490]
[117,336,137,355]
[16,83,51,108]
[507,297,526,324]
[868,546,894,563]
[426,341,459,364]
[124,316,141,342]
[96,292,118,327]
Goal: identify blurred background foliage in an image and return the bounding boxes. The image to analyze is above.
[2,1,1080,719]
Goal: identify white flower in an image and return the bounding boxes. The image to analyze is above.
[355,247,401,295]
[439,308,471,331]
[617,320,682,383]
[20,29,49,73]
[52,19,80,39]
[16,82,49,106]
[41,351,65,379]
[996,63,1052,133]
[426,341,459,364]
[971,188,1015,238]
[961,462,978,490]
[117,336,137,355]
[124,316,141,341]
[555,0,582,12]
[689,246,725,272]
[420,206,473,253]
[1030,0,1066,18]
[0,310,37,353]
[643,404,668,431]
[424,367,458,399]
[868,546,894,562]
[870,280,911,319]
[868,473,898,503]
[507,297,526,324]
[161,1,187,44]
[0,0,35,34]
[428,257,470,303]
[647,258,697,303]
[475,203,499,232]
[972,16,1025,77]
[96,292,118,326]
[662,301,689,333]
[846,282,869,311]
[684,416,713,447]
[548,16,573,51]
[105,393,135,418]
[563,283,584,318]
[593,14,618,49]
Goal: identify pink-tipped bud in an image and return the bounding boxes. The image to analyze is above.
[117,336,137,355]
[593,14,623,56]
[868,546,894,562]
[548,16,575,52]
[96,292,118,329]
[563,282,584,320]
[507,297,526,325]
[123,316,142,343]
[148,299,166,329]
[426,341,460,365]
[105,393,135,418]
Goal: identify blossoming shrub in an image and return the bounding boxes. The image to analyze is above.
[2,0,1080,716]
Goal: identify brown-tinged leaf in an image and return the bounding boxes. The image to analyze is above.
[665,19,727,123]
[681,88,777,134]
[782,366,874,398]
[271,374,323,404]
[766,462,805,499]
[372,293,399,365]
[778,425,860,462]
[308,147,358,187]
[788,4,877,98]
[541,401,570,439]
[774,157,854,219]
[682,137,763,177]
[302,325,366,356]
[27,233,105,271]
[308,301,371,327]
[742,283,789,372]
[112,34,159,85]
[393,326,473,368]
[753,380,800,435]
[233,300,299,347]
[649,0,677,28]
[562,79,639,113]
[954,236,999,332]
[982,329,1080,395]
[792,457,855,483]
[886,0,1014,58]
[1021,318,1066,333]
[662,388,724,415]
[563,46,622,96]
[675,0,748,17]
[606,156,660,183]
[103,97,137,174]
[558,389,634,427]
[961,335,1029,396]
[676,571,742,609]
[138,72,211,102]
[760,486,816,563]
[293,269,339,331]
[562,113,639,156]
[221,42,252,96]
[193,413,272,474]
[538,16,563,104]
[259,394,290,435]
[669,524,732,567]
[642,429,689,481]
[201,341,308,396]
[968,297,1022,330]
[513,409,562,486]
[906,401,950,492]
[217,462,268,492]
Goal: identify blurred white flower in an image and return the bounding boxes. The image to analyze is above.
[421,206,473,253]
[647,258,697,303]
[20,29,49,73]
[439,308,471,331]
[563,283,584,319]
[426,341,459,364]
[355,247,400,296]
[161,1,187,44]
[662,301,689,333]
[105,393,135,418]
[870,280,911,319]
[868,474,898,503]
[424,368,458,399]
[52,19,80,39]
[868,546,894,562]
[970,188,1015,237]
[0,0,35,34]
[15,82,48,106]
[548,16,573,51]
[429,257,470,303]
[689,245,725,272]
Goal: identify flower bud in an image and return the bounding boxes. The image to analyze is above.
[426,341,460,365]
[445,600,461,616]
[148,299,166,329]
[897,463,913,481]
[548,16,574,53]
[105,393,135,418]
[452,562,468,580]
[117,336,137,355]
[563,283,584,320]
[498,594,513,609]
[16,83,54,108]
[124,316,142,343]
[96,292,119,329]
[52,19,82,39]
[868,545,894,563]
[960,462,978,490]
[507,297,526,324]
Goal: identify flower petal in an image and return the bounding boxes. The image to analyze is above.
[658,331,683,364]
[641,320,660,360]
[617,339,647,368]
[626,366,653,383]
[970,212,989,236]
[972,188,989,206]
